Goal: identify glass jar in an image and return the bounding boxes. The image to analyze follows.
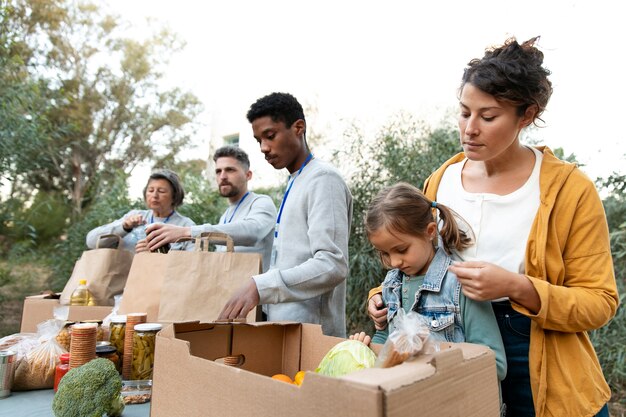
[108,315,126,359]
[55,321,74,351]
[80,320,104,341]
[96,345,120,371]
[130,323,162,381]
[53,353,70,392]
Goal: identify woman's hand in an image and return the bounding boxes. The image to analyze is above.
[448,260,541,313]
[123,214,146,231]
[349,331,372,346]
[368,294,388,331]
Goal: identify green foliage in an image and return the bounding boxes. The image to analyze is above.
[52,358,124,417]
[0,258,51,337]
[598,173,626,231]
[1,0,203,221]
[594,174,626,401]
[177,172,227,226]
[337,114,460,334]
[17,191,70,241]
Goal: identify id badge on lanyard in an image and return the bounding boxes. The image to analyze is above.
[270,235,278,267]
[272,153,312,268]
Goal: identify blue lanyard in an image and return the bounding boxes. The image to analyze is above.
[150,210,174,224]
[275,153,313,238]
[223,192,250,224]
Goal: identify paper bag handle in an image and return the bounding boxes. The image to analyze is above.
[95,233,123,249]
[199,232,235,252]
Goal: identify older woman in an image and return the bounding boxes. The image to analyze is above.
[86,169,195,253]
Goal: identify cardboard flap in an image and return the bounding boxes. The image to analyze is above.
[427,345,464,373]
[341,343,491,392]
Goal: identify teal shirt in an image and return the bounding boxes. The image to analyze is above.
[372,274,507,381]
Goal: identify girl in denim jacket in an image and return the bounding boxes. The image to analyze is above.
[352,182,507,382]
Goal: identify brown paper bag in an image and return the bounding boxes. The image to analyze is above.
[157,233,262,323]
[60,234,134,306]
[117,252,168,321]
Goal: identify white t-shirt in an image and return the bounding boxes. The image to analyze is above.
[437,147,542,277]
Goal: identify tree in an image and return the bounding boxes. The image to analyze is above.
[0,0,203,221]
[336,113,461,334]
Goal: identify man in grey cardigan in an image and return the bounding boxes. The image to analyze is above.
[145,146,276,272]
[218,92,353,337]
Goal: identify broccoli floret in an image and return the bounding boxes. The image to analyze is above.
[52,358,125,417]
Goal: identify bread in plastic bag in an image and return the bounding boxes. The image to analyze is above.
[12,318,67,390]
[374,309,435,368]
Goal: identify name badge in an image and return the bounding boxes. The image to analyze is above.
[270,241,278,267]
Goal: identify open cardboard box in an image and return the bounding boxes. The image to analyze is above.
[151,321,500,417]
[20,293,113,332]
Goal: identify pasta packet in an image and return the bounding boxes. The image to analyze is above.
[12,318,67,390]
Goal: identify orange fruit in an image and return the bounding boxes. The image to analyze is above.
[271,373,294,384]
[294,370,306,386]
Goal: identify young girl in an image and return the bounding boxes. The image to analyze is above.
[354,182,507,382]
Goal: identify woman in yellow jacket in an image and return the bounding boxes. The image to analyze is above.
[368,37,619,417]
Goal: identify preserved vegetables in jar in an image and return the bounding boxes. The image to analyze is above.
[108,315,126,362]
[130,323,162,381]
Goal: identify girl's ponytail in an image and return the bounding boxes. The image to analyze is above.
[432,202,473,254]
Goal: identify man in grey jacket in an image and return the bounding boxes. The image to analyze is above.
[218,92,353,337]
[145,146,276,272]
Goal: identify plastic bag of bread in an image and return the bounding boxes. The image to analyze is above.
[374,310,433,368]
[12,319,67,390]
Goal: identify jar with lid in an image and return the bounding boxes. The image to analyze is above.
[53,353,70,392]
[96,345,120,371]
[55,321,74,351]
[108,315,126,360]
[79,320,104,341]
[130,323,162,381]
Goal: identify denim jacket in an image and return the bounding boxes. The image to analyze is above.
[382,247,465,343]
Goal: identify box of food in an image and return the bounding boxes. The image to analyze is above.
[150,322,500,417]
[19,293,112,333]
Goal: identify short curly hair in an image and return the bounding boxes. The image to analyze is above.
[246,92,305,129]
[461,36,553,124]
[143,169,185,208]
[213,145,250,171]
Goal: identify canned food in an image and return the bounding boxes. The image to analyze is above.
[96,345,120,371]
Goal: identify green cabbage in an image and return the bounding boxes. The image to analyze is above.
[315,340,377,377]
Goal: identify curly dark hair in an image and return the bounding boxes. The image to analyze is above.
[461,36,553,124]
[246,92,306,129]
[213,145,250,171]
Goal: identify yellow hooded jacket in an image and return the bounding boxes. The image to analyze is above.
[423,147,619,417]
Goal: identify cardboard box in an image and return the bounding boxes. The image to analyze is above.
[20,293,112,332]
[151,322,500,417]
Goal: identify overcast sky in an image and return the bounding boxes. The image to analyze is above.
[107,0,626,193]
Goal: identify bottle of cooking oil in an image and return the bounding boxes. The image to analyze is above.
[70,279,96,306]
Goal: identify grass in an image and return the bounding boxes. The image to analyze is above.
[0,259,52,337]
